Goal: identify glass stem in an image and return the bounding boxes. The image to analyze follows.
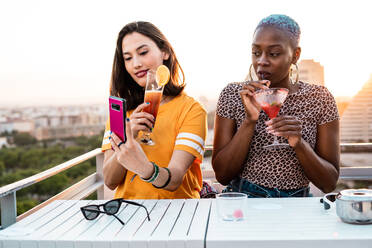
[142,131,151,141]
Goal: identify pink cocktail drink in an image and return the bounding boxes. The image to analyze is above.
[261,102,282,119]
[253,88,289,150]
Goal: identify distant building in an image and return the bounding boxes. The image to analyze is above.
[34,124,104,140]
[0,137,9,148]
[32,111,106,140]
[0,104,107,140]
[34,115,49,128]
[0,121,13,133]
[298,59,324,86]
[13,120,35,133]
[340,75,372,142]
[335,96,352,117]
[0,119,34,134]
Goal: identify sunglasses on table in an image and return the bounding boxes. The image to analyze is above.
[80,198,150,225]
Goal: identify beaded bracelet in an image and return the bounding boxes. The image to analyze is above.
[152,167,172,189]
[140,162,159,183]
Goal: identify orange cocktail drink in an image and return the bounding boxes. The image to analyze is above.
[143,90,162,120]
[139,66,170,145]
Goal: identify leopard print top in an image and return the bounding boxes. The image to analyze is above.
[216,81,339,190]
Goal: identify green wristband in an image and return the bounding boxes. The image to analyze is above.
[153,167,172,189]
[141,162,159,183]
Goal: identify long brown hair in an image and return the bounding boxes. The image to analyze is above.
[110,21,185,110]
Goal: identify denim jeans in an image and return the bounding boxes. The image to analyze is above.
[223,178,310,198]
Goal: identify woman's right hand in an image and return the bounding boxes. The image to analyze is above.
[129,102,155,138]
[239,80,270,122]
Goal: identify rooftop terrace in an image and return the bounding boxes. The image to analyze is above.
[1,143,371,229]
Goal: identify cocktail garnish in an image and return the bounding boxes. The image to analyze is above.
[156,65,170,86]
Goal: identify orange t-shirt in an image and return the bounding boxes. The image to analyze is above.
[101,93,207,199]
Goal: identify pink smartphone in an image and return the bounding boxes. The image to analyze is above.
[109,96,127,143]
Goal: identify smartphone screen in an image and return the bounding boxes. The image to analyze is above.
[109,96,127,143]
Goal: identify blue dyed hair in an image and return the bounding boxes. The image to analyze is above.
[255,14,301,47]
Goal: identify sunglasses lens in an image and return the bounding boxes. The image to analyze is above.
[82,205,99,220]
[104,200,120,215]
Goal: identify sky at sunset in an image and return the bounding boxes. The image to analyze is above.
[1,0,371,107]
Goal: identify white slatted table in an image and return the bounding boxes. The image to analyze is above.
[1,198,371,248]
[0,199,211,248]
[207,197,372,248]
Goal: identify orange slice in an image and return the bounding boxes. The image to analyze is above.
[156,65,170,86]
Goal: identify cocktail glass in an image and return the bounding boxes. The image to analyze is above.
[216,192,247,221]
[254,88,289,150]
[139,70,164,145]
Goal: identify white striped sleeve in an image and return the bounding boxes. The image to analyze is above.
[175,132,205,158]
[176,132,205,147]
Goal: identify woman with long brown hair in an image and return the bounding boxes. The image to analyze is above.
[102,21,207,199]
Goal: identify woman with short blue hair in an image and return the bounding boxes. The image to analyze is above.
[212,14,340,197]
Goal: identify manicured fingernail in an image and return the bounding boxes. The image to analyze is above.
[109,136,111,140]
[146,102,150,105]
[265,120,272,125]
[110,131,112,134]
[126,118,130,121]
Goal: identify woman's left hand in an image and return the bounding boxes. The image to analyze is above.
[109,119,152,178]
[265,115,302,148]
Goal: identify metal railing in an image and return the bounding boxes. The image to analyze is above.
[0,148,106,229]
[0,143,371,229]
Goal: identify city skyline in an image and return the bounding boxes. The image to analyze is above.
[1,0,372,107]
[340,75,372,143]
[1,69,371,143]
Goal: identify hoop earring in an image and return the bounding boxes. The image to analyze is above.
[247,64,259,81]
[290,63,299,85]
